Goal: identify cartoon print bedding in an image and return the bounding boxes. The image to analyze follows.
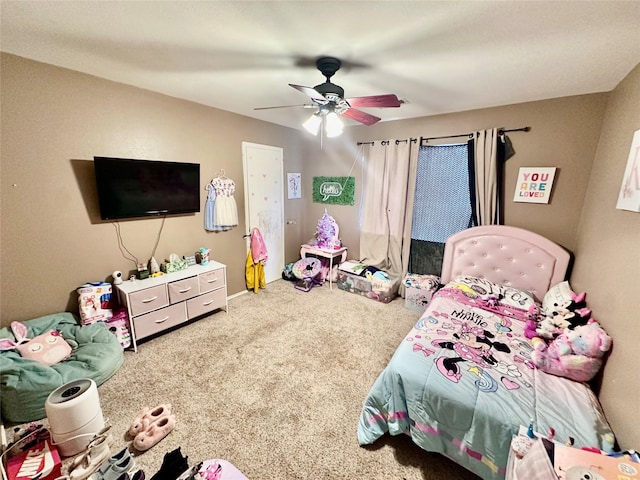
[357,279,614,480]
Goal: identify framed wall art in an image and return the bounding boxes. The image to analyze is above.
[287,173,301,199]
[616,129,640,212]
[513,167,557,204]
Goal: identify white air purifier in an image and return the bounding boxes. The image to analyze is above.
[45,378,105,457]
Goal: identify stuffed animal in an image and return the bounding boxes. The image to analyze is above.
[0,321,72,366]
[531,289,592,341]
[544,290,592,331]
[530,320,612,382]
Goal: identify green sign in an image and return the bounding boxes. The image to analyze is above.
[312,176,355,205]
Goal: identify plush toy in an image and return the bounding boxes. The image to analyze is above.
[530,320,612,382]
[531,289,592,341]
[544,290,591,331]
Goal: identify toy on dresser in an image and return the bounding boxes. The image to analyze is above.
[307,209,341,250]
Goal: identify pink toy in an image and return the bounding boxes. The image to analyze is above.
[0,321,72,366]
[530,320,612,382]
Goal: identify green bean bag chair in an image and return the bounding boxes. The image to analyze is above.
[0,312,123,423]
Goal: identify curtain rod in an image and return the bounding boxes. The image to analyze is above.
[421,126,530,145]
[356,138,418,146]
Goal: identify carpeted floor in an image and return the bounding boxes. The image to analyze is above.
[93,279,480,479]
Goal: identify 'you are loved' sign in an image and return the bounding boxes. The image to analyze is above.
[513,167,557,204]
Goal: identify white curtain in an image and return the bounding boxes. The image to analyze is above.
[471,128,501,225]
[360,140,419,293]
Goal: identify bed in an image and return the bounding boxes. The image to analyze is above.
[357,225,614,479]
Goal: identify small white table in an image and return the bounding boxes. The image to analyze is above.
[300,245,347,290]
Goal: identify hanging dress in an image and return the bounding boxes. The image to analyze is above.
[204,182,216,231]
[212,176,239,228]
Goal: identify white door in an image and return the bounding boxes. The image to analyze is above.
[242,142,284,284]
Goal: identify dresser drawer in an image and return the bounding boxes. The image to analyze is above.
[168,276,199,304]
[132,303,187,340]
[198,268,225,293]
[128,285,169,316]
[187,287,226,319]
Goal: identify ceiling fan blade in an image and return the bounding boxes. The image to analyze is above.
[254,104,316,111]
[289,84,328,104]
[346,94,402,108]
[342,108,381,126]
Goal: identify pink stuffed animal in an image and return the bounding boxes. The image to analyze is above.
[530,320,612,382]
[0,321,72,366]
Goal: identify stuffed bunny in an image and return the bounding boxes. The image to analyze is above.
[0,321,72,366]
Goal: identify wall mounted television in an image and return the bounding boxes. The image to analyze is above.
[94,156,201,220]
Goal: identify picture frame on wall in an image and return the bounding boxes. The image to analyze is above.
[513,167,557,204]
[287,173,301,199]
[616,129,640,212]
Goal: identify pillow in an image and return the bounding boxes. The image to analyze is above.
[15,330,72,366]
[541,280,573,316]
[448,275,536,310]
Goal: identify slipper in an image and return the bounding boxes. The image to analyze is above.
[68,435,111,480]
[132,414,176,452]
[128,404,172,437]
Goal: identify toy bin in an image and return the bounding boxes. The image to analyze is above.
[403,274,440,313]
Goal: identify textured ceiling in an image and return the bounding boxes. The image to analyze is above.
[1,1,639,131]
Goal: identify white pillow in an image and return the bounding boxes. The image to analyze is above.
[542,280,574,316]
[448,275,536,310]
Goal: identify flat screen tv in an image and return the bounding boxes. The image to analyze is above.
[94,156,200,220]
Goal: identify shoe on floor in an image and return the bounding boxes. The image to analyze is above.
[89,448,135,480]
[71,425,114,470]
[69,436,111,480]
[111,470,145,480]
[128,404,172,437]
[149,447,188,480]
[91,452,136,480]
[132,414,176,452]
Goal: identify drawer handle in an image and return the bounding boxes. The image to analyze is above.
[202,300,214,306]
[178,287,192,293]
[142,296,158,303]
[155,316,170,324]
[206,278,218,284]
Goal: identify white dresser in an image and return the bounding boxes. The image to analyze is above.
[116,261,227,351]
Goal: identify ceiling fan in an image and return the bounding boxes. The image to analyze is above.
[255,56,402,136]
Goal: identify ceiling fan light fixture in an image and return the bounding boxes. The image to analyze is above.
[303,113,322,136]
[325,111,343,137]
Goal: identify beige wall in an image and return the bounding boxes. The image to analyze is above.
[314,93,609,258]
[571,63,640,449]
[2,52,638,448]
[1,53,310,323]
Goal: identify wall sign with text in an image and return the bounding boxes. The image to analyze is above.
[312,176,355,205]
[513,167,557,204]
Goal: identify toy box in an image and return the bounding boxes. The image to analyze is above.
[403,274,440,313]
[7,438,62,480]
[77,282,113,325]
[336,269,396,304]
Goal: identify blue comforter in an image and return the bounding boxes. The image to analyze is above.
[357,286,614,479]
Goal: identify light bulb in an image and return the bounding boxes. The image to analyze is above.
[325,112,344,137]
[302,113,322,136]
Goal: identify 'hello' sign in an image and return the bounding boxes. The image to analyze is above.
[513,167,557,204]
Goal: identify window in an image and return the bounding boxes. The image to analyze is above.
[409,143,474,274]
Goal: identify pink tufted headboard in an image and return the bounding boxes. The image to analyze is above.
[440,225,570,303]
